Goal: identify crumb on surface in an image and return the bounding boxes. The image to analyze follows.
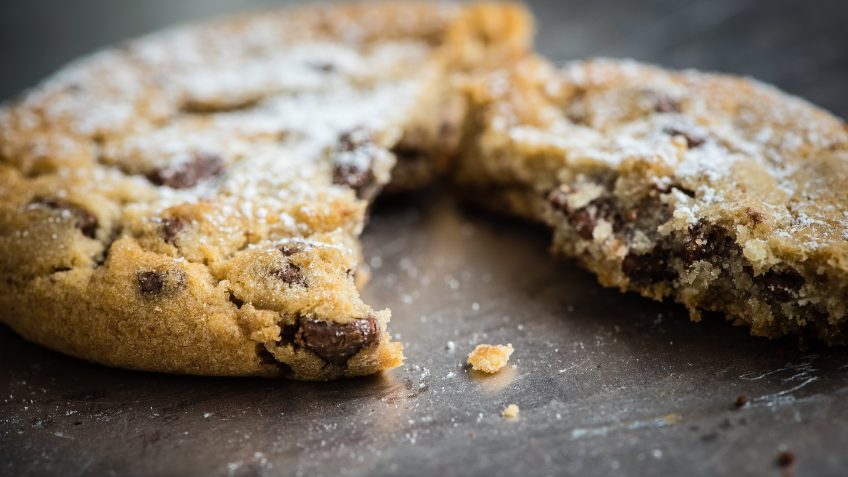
[467,343,514,373]
[501,403,520,419]
[776,449,795,468]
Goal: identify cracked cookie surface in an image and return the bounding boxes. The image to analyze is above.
[0,1,532,379]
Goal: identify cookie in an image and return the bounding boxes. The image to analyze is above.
[459,57,848,343]
[0,2,532,379]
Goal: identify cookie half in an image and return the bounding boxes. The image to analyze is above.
[459,57,848,343]
[0,2,533,379]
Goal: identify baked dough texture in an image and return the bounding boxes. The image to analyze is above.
[0,2,532,379]
[459,57,848,344]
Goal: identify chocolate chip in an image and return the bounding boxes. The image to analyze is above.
[257,344,277,365]
[332,163,375,197]
[776,450,795,468]
[337,129,366,152]
[674,185,696,198]
[228,293,244,308]
[161,217,185,244]
[137,269,185,297]
[758,270,805,302]
[137,271,165,296]
[295,317,379,365]
[652,93,681,114]
[332,129,378,199]
[745,207,765,225]
[548,191,623,239]
[681,225,736,265]
[30,197,98,238]
[146,152,224,189]
[572,199,621,239]
[570,208,599,239]
[255,344,293,377]
[270,263,304,286]
[280,323,299,345]
[664,127,706,148]
[622,248,677,283]
[391,143,428,163]
[734,395,749,409]
[547,188,570,212]
[278,243,304,257]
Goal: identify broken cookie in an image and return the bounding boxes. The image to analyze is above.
[459,57,848,344]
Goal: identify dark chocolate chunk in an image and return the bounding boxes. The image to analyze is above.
[651,93,681,114]
[663,127,706,148]
[332,163,375,197]
[137,271,165,296]
[228,293,244,309]
[622,248,677,283]
[569,207,598,239]
[331,129,378,199]
[279,323,299,345]
[161,217,186,244]
[391,143,428,163]
[270,263,304,286]
[137,269,185,297]
[256,344,277,366]
[681,225,736,265]
[147,152,224,189]
[572,199,621,239]
[776,450,795,468]
[548,191,623,239]
[30,197,98,238]
[337,129,366,152]
[547,188,570,212]
[255,344,293,377]
[758,270,805,302]
[673,185,696,198]
[295,317,379,365]
[745,207,765,225]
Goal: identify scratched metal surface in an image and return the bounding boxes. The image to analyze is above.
[2,1,848,476]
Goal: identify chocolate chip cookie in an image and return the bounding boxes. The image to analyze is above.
[0,2,532,379]
[459,57,848,343]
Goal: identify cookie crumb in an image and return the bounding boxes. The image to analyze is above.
[467,343,514,373]
[776,449,795,468]
[501,404,520,419]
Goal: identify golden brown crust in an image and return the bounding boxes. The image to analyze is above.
[0,2,533,379]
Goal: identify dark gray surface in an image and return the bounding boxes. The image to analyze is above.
[2,1,848,476]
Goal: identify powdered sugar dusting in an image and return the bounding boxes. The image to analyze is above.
[492,58,848,249]
[0,4,447,267]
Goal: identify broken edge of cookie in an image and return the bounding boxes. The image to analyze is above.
[0,1,535,380]
[458,57,848,344]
